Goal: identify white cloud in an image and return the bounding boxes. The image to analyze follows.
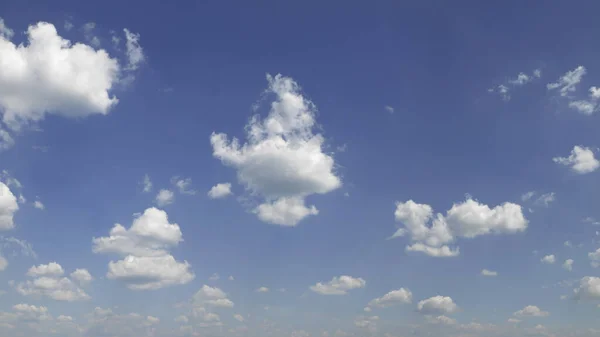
[589,248,600,268]
[57,315,73,322]
[310,275,366,295]
[141,174,152,193]
[207,183,232,199]
[583,217,600,225]
[63,20,73,31]
[256,286,269,293]
[27,262,64,277]
[392,198,527,257]
[0,18,14,39]
[513,305,549,317]
[507,318,521,324]
[193,285,234,308]
[426,315,457,325]
[70,268,93,284]
[384,105,394,114]
[509,72,532,85]
[573,276,600,300]
[553,146,599,174]
[564,240,573,247]
[490,69,541,100]
[569,100,596,114]
[541,255,555,264]
[481,269,498,277]
[521,191,535,201]
[172,177,196,195]
[0,22,121,130]
[255,196,318,226]
[33,201,44,210]
[547,66,586,96]
[210,74,341,226]
[563,259,574,271]
[123,28,145,70]
[82,22,100,47]
[0,182,19,230]
[15,262,90,301]
[233,314,244,322]
[417,296,458,315]
[534,192,556,207]
[228,275,234,281]
[367,288,412,308]
[208,273,220,281]
[0,236,37,258]
[92,207,194,290]
[155,189,174,207]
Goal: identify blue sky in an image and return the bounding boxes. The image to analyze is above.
[0,1,600,336]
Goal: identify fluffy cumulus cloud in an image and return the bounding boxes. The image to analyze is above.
[155,189,174,207]
[310,275,366,295]
[207,182,232,199]
[92,207,194,290]
[14,262,91,301]
[563,259,574,271]
[417,296,459,315]
[513,305,549,317]
[172,177,196,195]
[391,198,527,257]
[553,146,599,174]
[210,74,342,226]
[367,288,412,309]
[193,285,234,308]
[541,254,555,264]
[573,276,600,300]
[0,182,18,230]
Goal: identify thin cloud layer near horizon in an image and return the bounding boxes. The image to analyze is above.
[0,1,600,337]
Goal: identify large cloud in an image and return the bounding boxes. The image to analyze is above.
[417,296,459,315]
[92,207,194,290]
[0,182,18,230]
[391,198,527,257]
[210,74,341,226]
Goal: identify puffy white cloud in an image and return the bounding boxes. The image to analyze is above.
[563,259,574,271]
[255,196,318,226]
[193,285,234,308]
[481,269,498,277]
[509,72,532,85]
[541,255,555,264]
[233,314,244,322]
[210,74,341,226]
[547,66,586,96]
[27,262,64,277]
[392,198,527,257]
[367,288,412,308]
[0,182,19,230]
[93,207,194,290]
[417,296,459,315]
[70,268,93,284]
[141,174,152,193]
[310,275,366,295]
[15,262,90,301]
[513,305,549,317]
[256,286,269,293]
[123,28,144,70]
[0,22,121,130]
[569,100,596,114]
[155,189,174,207]
[207,183,232,199]
[573,276,600,300]
[589,248,600,268]
[553,146,599,174]
[0,18,14,39]
[172,177,196,195]
[33,201,44,210]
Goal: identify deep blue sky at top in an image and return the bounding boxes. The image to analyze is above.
[1,0,600,328]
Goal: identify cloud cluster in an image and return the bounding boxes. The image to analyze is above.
[310,275,366,295]
[13,262,91,301]
[92,207,194,290]
[547,66,600,115]
[489,69,541,101]
[553,146,599,174]
[391,198,528,257]
[211,74,341,226]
